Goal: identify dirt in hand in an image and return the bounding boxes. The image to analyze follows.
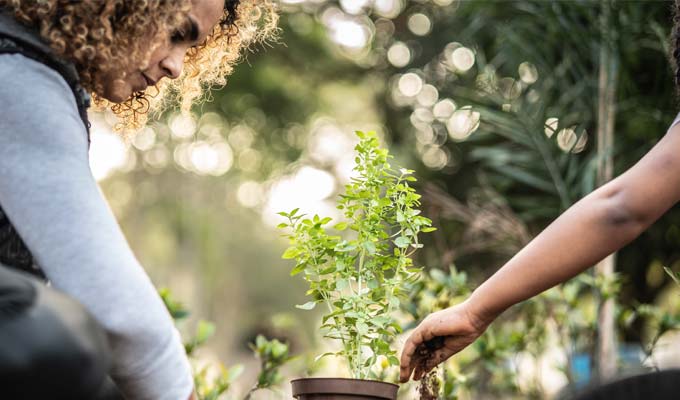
[413,336,444,400]
[417,367,440,400]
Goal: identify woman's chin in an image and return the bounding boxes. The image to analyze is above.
[102,80,133,104]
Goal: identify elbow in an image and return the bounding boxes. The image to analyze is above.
[598,185,649,235]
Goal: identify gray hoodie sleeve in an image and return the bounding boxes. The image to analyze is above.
[0,53,193,400]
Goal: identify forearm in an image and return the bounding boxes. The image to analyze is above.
[469,183,649,321]
[468,123,680,321]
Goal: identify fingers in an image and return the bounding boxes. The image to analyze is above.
[400,326,430,381]
[400,322,475,382]
[399,328,422,382]
[413,347,450,380]
[412,336,468,380]
[399,321,441,382]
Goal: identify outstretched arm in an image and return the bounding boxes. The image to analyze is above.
[400,120,680,382]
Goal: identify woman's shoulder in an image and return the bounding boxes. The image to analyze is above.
[0,52,77,108]
[0,52,88,148]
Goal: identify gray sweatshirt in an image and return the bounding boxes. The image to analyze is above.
[0,53,193,399]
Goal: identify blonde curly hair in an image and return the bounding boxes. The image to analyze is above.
[0,0,278,132]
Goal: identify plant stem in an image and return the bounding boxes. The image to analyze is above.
[356,248,366,379]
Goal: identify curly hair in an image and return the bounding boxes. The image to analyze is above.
[0,0,278,132]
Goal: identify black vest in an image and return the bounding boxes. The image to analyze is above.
[0,11,91,280]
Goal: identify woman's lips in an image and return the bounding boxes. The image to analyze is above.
[143,74,157,88]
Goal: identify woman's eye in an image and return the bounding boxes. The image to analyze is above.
[171,29,186,43]
[171,18,198,44]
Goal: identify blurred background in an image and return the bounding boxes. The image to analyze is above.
[89,0,680,398]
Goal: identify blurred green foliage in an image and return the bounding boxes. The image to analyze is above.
[162,288,294,399]
[246,335,295,397]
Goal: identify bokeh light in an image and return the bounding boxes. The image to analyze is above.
[387,41,411,67]
[446,106,481,141]
[544,117,559,138]
[236,180,264,208]
[308,122,356,165]
[89,115,128,181]
[416,84,439,107]
[519,61,539,84]
[263,166,338,226]
[398,73,423,97]
[169,113,197,139]
[339,0,370,15]
[556,127,577,152]
[373,0,403,19]
[322,8,373,50]
[433,99,457,120]
[143,145,169,170]
[421,145,449,170]
[451,46,475,72]
[407,13,432,36]
[132,127,157,151]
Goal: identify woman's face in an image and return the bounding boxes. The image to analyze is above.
[102,0,225,103]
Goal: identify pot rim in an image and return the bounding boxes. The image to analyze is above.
[291,377,399,399]
[290,377,399,388]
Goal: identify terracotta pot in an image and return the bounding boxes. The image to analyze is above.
[291,377,398,400]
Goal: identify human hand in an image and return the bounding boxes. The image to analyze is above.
[399,300,493,382]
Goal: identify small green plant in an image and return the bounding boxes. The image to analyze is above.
[161,288,293,399]
[278,131,434,380]
[160,288,242,399]
[244,335,295,399]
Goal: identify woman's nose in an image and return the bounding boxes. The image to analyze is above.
[159,48,185,80]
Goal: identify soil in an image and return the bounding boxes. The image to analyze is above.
[413,336,445,400]
[417,368,440,400]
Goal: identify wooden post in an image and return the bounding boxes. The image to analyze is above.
[595,0,619,381]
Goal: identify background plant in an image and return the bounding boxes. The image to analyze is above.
[244,335,295,399]
[279,131,434,380]
[161,288,294,400]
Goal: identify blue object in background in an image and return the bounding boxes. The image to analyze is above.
[570,344,645,389]
[571,353,591,389]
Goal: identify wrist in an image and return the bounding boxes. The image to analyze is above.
[465,289,501,330]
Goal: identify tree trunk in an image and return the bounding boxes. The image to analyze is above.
[595,0,619,382]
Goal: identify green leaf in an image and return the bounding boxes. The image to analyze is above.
[196,320,216,343]
[226,364,244,381]
[290,263,306,276]
[296,301,317,310]
[333,222,348,231]
[335,279,349,291]
[314,352,336,363]
[394,236,410,248]
[282,247,299,259]
[364,241,377,254]
[389,297,400,308]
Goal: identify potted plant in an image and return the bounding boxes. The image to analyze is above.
[278,131,434,399]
